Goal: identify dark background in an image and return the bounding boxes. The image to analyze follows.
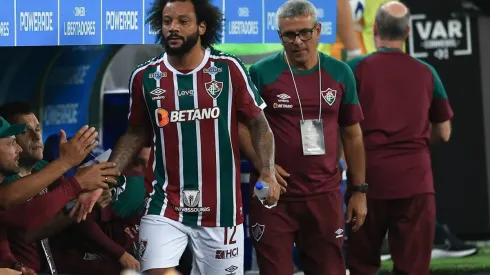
[403,0,490,238]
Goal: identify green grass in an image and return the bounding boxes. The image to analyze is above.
[214,43,283,56]
[379,246,490,274]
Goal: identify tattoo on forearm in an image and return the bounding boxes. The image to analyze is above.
[109,125,149,172]
[247,112,275,173]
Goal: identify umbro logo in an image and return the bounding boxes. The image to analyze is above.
[277,93,291,100]
[150,88,165,96]
[150,88,166,100]
[225,265,238,274]
[335,228,344,238]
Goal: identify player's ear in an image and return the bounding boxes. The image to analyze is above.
[199,21,206,36]
[373,23,379,36]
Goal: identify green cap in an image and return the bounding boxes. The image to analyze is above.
[0,116,26,138]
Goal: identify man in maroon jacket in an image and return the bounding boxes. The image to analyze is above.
[0,115,114,230]
[0,116,109,213]
[0,103,122,274]
[345,2,453,275]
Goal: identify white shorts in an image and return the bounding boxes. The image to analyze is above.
[139,215,244,275]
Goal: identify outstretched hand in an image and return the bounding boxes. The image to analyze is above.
[69,189,104,223]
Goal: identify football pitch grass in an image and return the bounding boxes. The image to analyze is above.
[379,246,490,275]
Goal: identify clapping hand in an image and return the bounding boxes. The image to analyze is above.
[58,126,99,169]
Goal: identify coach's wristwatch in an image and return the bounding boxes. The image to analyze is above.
[352,183,369,194]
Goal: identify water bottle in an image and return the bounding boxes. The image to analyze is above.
[254,181,270,201]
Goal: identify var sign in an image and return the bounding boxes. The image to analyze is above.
[408,14,472,60]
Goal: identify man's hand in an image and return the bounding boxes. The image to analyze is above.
[97,189,113,208]
[119,252,140,270]
[346,192,367,232]
[69,189,103,223]
[274,164,289,193]
[74,162,120,191]
[20,267,36,275]
[258,170,281,206]
[0,269,21,275]
[58,126,99,168]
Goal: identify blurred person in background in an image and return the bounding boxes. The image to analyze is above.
[239,1,366,274]
[0,102,121,274]
[326,0,478,263]
[318,0,398,61]
[342,0,476,263]
[345,2,454,274]
[318,0,365,61]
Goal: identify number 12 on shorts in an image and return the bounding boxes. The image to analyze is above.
[224,226,237,245]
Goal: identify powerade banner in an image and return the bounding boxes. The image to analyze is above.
[40,46,113,141]
[0,0,336,46]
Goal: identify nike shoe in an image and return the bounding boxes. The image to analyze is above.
[431,224,479,259]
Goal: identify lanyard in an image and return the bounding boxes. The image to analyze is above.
[284,52,323,121]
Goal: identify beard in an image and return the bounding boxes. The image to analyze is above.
[163,30,200,56]
[0,162,20,178]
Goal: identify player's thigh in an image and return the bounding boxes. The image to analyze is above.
[139,215,189,272]
[250,197,297,275]
[298,191,345,275]
[189,224,244,275]
[389,194,435,275]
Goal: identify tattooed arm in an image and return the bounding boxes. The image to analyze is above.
[245,112,280,205]
[109,125,150,173]
[245,112,275,174]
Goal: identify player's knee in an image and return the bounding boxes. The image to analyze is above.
[146,267,181,275]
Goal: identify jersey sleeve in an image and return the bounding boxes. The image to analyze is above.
[128,68,151,128]
[339,63,364,127]
[248,64,262,93]
[427,65,454,123]
[111,176,146,218]
[230,57,267,120]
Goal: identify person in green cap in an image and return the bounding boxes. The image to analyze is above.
[0,115,112,208]
[0,114,116,229]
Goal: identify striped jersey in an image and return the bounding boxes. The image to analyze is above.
[128,48,266,227]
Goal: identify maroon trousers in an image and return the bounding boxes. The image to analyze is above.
[250,191,345,275]
[347,194,436,275]
[52,248,121,275]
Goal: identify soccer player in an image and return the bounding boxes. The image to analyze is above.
[345,2,453,274]
[104,0,278,274]
[238,1,367,274]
